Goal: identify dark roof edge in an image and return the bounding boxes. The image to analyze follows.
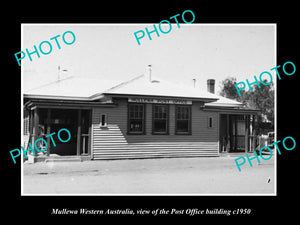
[102,93,219,103]
[203,106,261,114]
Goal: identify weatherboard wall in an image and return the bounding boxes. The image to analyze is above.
[91,98,219,159]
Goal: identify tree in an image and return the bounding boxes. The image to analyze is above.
[242,81,274,124]
[219,77,274,134]
[219,77,244,101]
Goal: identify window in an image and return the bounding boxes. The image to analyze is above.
[175,105,191,134]
[128,104,145,134]
[23,110,30,135]
[100,114,107,127]
[24,117,29,135]
[208,116,213,128]
[152,105,169,134]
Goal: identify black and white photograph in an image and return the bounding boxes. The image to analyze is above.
[3,5,298,220]
[21,24,276,195]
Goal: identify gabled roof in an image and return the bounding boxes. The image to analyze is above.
[24,74,217,102]
[24,76,125,100]
[24,74,243,107]
[99,75,219,102]
[205,95,243,108]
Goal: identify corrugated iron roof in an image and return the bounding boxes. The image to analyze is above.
[24,76,125,100]
[205,95,243,107]
[101,75,219,101]
[24,74,243,107]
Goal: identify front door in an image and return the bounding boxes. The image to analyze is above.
[38,108,91,156]
[231,115,246,152]
[219,114,248,153]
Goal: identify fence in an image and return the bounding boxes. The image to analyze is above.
[249,134,274,152]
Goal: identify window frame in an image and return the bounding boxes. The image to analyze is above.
[207,116,213,128]
[100,114,107,128]
[175,105,192,135]
[152,104,169,135]
[127,103,146,135]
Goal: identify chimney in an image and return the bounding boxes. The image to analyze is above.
[148,65,152,82]
[207,79,215,94]
[57,65,68,82]
[192,78,196,88]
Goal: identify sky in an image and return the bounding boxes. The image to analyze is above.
[22,24,275,94]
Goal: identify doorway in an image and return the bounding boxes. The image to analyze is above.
[219,114,249,153]
[38,108,91,156]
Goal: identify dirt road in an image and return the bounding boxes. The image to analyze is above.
[22,156,275,195]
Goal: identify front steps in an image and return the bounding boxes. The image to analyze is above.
[25,154,91,163]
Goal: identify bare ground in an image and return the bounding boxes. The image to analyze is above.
[22,155,275,195]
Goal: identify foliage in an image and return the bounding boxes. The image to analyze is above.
[219,77,244,101]
[219,77,274,134]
